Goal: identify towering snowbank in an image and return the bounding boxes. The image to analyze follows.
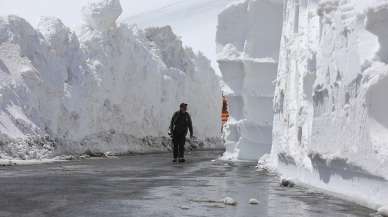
[269,0,388,210]
[216,0,283,160]
[0,0,222,160]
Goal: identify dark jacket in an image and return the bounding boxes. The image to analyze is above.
[169,111,193,137]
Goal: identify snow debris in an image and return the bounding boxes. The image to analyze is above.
[104,152,116,158]
[190,197,237,206]
[179,205,190,210]
[248,198,260,205]
[222,197,237,206]
[79,155,91,160]
[256,153,274,172]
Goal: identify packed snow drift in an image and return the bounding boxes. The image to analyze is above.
[218,0,388,211]
[0,0,222,160]
[217,0,283,160]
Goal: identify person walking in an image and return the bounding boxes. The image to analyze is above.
[169,103,193,163]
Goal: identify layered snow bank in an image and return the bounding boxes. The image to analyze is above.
[216,0,283,160]
[0,0,222,160]
[268,0,388,210]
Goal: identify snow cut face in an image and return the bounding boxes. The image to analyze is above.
[82,0,123,31]
[217,0,283,161]
[268,0,388,210]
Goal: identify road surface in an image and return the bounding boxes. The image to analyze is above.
[0,151,374,217]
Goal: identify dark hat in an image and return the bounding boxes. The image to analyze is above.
[180,103,188,108]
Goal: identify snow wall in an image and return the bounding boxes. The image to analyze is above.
[270,0,388,210]
[0,0,222,160]
[218,0,388,211]
[216,0,283,160]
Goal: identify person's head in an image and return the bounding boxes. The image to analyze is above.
[179,103,188,113]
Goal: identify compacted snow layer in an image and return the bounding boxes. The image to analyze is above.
[267,0,388,211]
[0,0,222,160]
[216,0,283,160]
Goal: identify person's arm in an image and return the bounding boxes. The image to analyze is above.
[170,112,177,132]
[187,113,193,138]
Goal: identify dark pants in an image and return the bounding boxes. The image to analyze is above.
[172,134,186,159]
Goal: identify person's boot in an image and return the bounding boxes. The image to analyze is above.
[179,158,186,163]
[172,158,177,163]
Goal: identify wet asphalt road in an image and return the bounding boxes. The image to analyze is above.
[0,151,375,217]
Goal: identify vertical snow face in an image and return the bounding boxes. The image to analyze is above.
[0,0,222,159]
[270,0,388,210]
[216,0,283,160]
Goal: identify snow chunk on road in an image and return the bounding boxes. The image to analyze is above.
[248,198,260,205]
[179,205,190,210]
[222,197,237,206]
[191,197,237,206]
